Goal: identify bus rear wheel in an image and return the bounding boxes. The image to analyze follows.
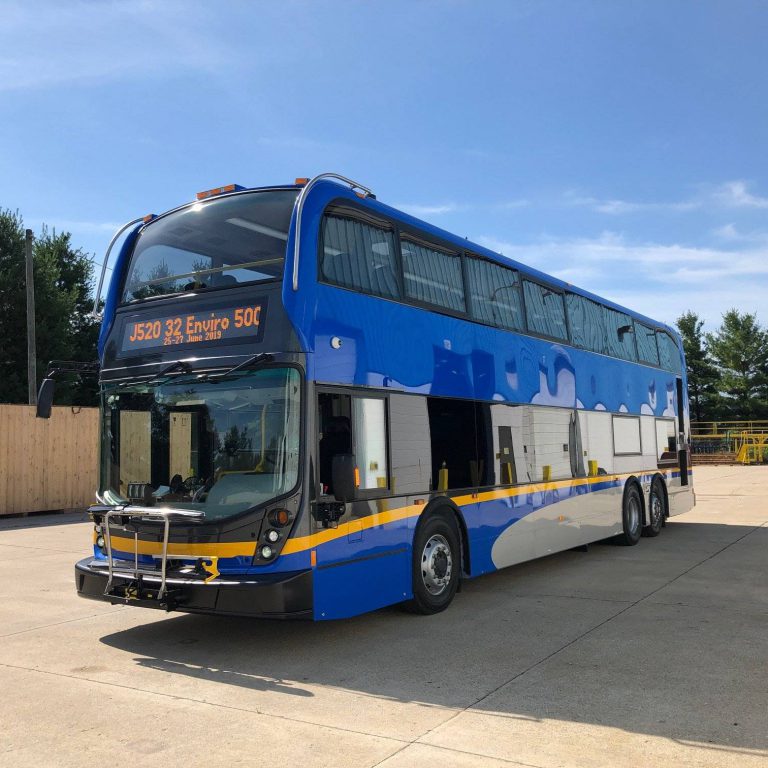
[404,511,460,615]
[618,484,643,546]
[643,480,665,537]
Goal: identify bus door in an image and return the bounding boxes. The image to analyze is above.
[312,390,410,619]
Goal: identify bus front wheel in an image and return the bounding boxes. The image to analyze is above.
[404,511,460,615]
[618,484,643,546]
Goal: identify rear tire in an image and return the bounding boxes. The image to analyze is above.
[643,480,665,537]
[618,483,643,546]
[403,511,460,615]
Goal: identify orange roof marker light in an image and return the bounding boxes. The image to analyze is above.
[196,183,246,201]
[295,177,310,186]
[142,213,156,223]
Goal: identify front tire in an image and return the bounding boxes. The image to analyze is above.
[643,480,665,537]
[618,483,643,546]
[404,511,460,615]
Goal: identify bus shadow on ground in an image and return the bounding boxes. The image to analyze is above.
[0,510,88,530]
[99,521,767,754]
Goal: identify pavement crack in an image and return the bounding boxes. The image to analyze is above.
[0,609,127,639]
[412,519,768,746]
[0,661,410,746]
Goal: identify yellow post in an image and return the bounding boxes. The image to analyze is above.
[438,461,449,492]
[542,465,552,482]
[588,460,598,477]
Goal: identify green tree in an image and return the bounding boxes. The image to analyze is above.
[0,211,99,405]
[676,311,720,421]
[0,210,28,401]
[706,310,768,419]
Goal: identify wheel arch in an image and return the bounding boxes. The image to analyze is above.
[417,498,471,577]
[623,475,647,525]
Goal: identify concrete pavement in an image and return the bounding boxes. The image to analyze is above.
[0,465,766,767]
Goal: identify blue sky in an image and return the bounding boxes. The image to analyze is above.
[1,0,766,329]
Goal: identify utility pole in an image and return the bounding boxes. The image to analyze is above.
[25,228,37,405]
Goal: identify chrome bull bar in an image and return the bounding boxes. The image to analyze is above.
[91,506,205,602]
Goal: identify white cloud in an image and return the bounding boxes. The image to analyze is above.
[711,223,768,243]
[475,231,768,328]
[711,180,768,209]
[565,191,700,215]
[0,1,230,91]
[565,180,768,216]
[396,203,461,217]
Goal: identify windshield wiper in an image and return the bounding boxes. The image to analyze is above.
[199,353,274,383]
[145,361,192,386]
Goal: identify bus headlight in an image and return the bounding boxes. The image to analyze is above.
[96,535,105,549]
[260,545,275,560]
[264,529,280,543]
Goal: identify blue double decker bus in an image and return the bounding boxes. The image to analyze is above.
[50,173,693,620]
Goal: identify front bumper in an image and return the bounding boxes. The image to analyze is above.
[75,557,313,619]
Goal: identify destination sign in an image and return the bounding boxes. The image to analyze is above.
[122,302,266,351]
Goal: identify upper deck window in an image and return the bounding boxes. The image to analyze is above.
[636,322,660,365]
[122,190,298,303]
[657,332,682,373]
[566,293,605,353]
[603,306,637,361]
[320,215,399,299]
[466,257,524,331]
[523,280,567,340]
[401,238,465,313]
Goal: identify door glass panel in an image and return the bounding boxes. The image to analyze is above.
[354,398,388,490]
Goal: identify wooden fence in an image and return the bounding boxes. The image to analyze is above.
[0,404,99,515]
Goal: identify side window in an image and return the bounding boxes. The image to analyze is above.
[636,322,660,365]
[603,306,637,361]
[613,415,641,455]
[655,418,677,467]
[657,332,682,373]
[466,257,525,331]
[320,215,400,299]
[566,293,604,353]
[427,397,477,490]
[318,392,388,498]
[353,398,388,491]
[401,238,465,313]
[523,280,567,340]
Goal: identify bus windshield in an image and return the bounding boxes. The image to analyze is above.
[99,367,301,521]
[123,189,298,302]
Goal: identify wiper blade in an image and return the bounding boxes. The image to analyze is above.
[200,353,274,382]
[145,361,192,385]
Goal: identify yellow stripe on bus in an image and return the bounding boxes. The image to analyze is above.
[105,469,679,560]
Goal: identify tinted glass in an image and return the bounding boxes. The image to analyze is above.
[123,190,297,302]
[636,322,660,365]
[320,216,399,299]
[658,332,682,372]
[401,239,465,312]
[566,294,604,353]
[523,281,567,340]
[466,257,524,331]
[603,306,637,361]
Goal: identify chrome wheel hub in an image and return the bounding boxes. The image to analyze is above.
[628,496,641,533]
[651,494,663,527]
[421,534,452,596]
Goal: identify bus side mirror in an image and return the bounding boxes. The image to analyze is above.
[332,454,357,502]
[36,378,55,419]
